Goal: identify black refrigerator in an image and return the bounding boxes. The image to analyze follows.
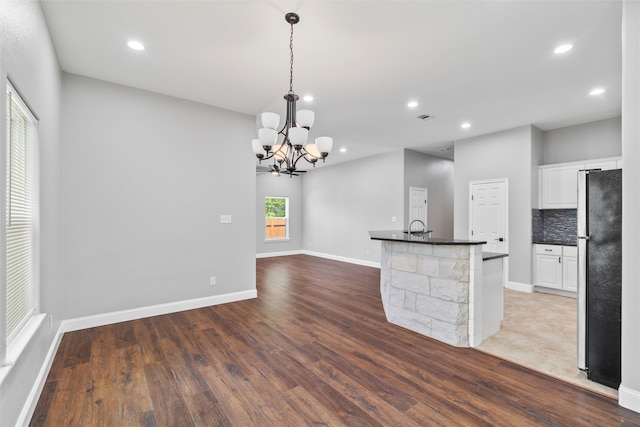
[577,168,622,389]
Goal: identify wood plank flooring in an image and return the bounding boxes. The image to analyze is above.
[30,255,640,426]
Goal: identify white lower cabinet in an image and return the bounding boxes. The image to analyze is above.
[562,246,578,292]
[534,244,577,293]
[535,245,563,289]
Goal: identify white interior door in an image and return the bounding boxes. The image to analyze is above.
[470,179,508,253]
[409,187,428,231]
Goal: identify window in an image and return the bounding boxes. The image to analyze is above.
[5,81,38,345]
[265,197,289,240]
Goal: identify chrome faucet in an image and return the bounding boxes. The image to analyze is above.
[408,219,426,237]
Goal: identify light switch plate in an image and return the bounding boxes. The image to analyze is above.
[220,214,232,224]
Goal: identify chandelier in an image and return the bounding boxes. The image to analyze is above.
[252,12,333,177]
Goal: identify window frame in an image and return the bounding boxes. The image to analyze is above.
[2,80,40,366]
[264,196,290,242]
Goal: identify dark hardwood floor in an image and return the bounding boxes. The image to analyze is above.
[31,255,640,426]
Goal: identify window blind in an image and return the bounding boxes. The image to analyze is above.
[6,88,35,342]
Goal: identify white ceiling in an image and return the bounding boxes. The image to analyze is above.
[40,0,623,166]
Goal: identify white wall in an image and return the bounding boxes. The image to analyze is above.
[454,125,537,285]
[542,117,622,164]
[620,0,640,413]
[61,74,256,319]
[302,151,404,265]
[403,150,454,238]
[256,172,303,255]
[0,1,63,425]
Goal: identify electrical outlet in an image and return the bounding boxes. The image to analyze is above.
[392,216,397,222]
[210,276,216,286]
[220,215,232,224]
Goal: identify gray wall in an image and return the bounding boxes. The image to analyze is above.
[302,151,404,264]
[0,1,63,425]
[403,150,454,238]
[454,125,537,285]
[542,117,621,164]
[620,0,640,412]
[256,172,303,255]
[61,74,256,319]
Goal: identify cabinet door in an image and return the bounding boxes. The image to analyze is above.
[536,254,563,289]
[562,256,578,292]
[540,164,583,209]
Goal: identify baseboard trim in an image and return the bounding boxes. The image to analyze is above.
[506,281,534,293]
[17,330,64,427]
[534,286,577,299]
[60,289,257,333]
[302,250,381,268]
[619,385,640,413]
[256,250,303,258]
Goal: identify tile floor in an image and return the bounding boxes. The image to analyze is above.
[477,289,617,398]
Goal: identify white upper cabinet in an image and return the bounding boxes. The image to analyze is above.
[539,163,584,209]
[538,157,621,209]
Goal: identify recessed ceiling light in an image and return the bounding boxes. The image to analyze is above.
[461,122,471,129]
[303,95,314,102]
[554,44,573,54]
[127,41,145,51]
[339,147,347,153]
[590,88,605,96]
[407,101,419,108]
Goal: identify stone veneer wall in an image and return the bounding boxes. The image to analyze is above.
[380,241,483,347]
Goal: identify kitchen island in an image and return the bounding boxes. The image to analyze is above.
[369,230,507,347]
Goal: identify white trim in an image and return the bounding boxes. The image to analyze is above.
[506,281,534,293]
[60,290,257,333]
[302,250,381,268]
[619,385,640,413]
[257,250,303,258]
[15,327,63,427]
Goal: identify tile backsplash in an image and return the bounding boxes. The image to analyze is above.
[532,209,577,244]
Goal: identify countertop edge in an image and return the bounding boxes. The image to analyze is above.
[483,252,509,261]
[369,230,486,246]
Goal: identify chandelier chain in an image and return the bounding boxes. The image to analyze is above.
[289,21,294,94]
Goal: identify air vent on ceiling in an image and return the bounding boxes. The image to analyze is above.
[417,114,433,121]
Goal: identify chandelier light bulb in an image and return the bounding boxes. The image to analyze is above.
[296,110,315,128]
[258,128,278,149]
[316,137,333,156]
[252,139,266,157]
[261,112,280,130]
[288,126,309,147]
[304,143,321,162]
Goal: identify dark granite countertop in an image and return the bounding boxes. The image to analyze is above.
[369,230,486,246]
[483,252,509,261]
[533,240,577,247]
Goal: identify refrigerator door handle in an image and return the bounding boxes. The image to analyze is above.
[578,236,587,370]
[577,169,588,371]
